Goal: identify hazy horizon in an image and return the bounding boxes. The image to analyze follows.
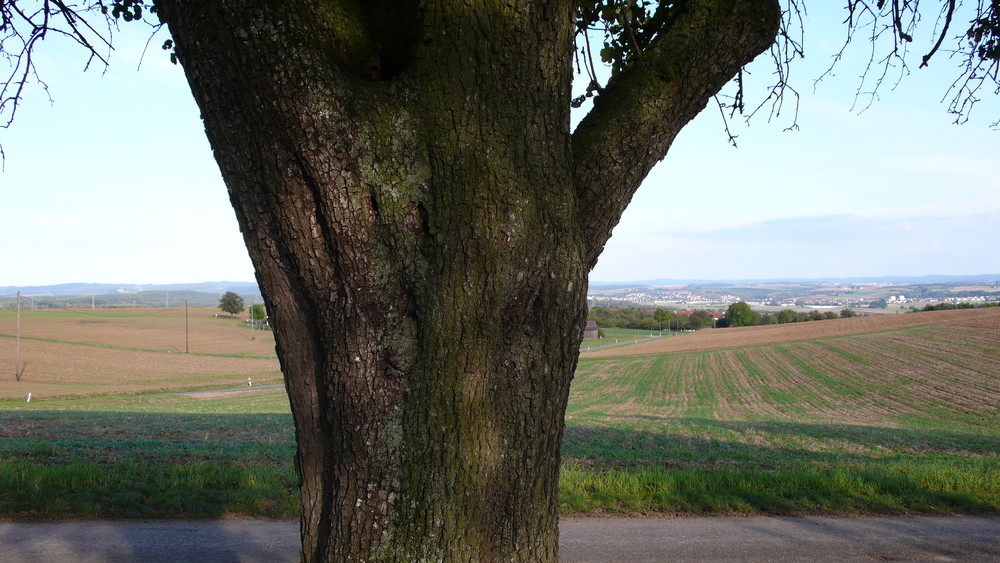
[4,273,999,294]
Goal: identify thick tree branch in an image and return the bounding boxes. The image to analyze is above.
[920,0,954,68]
[572,0,780,268]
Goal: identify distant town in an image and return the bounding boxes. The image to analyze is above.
[587,279,1000,314]
[3,278,1000,315]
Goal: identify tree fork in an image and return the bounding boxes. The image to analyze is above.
[154,0,779,560]
[573,0,782,267]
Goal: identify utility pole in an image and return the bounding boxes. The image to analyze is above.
[15,292,23,381]
[16,291,21,377]
[185,300,189,354]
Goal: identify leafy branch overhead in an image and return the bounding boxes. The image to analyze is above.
[1,1,999,130]
[572,1,1000,124]
[100,0,146,22]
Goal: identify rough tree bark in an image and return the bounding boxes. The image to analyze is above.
[153,0,780,560]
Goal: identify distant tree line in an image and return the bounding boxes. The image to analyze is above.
[587,307,716,331]
[717,302,858,328]
[913,302,998,312]
[586,300,997,332]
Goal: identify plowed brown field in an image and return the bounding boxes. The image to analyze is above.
[0,307,280,400]
[582,307,1000,358]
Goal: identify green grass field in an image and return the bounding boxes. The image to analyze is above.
[1,309,998,519]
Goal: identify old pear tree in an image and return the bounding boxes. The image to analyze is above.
[3,0,998,560]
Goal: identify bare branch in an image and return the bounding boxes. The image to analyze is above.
[0,2,169,163]
[818,1,998,124]
[1,1,113,130]
[818,2,913,115]
[713,93,740,147]
[1,2,166,130]
[920,0,955,67]
[135,20,167,70]
[740,1,804,128]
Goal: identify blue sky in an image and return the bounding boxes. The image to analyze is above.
[1,4,997,287]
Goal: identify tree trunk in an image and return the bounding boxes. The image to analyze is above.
[155,0,779,560]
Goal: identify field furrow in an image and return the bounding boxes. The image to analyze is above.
[843,333,1000,414]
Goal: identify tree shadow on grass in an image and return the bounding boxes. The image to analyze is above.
[564,414,1000,459]
[560,417,1000,514]
[0,410,298,520]
[3,409,998,519]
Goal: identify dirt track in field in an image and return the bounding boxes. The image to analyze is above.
[581,307,1000,358]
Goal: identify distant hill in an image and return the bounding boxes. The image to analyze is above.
[0,281,260,297]
[590,274,1000,286]
[0,282,262,310]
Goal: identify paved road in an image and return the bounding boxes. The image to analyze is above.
[0,516,997,562]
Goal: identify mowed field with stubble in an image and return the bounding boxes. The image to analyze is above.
[573,307,1000,427]
[0,307,281,400]
[561,307,1000,514]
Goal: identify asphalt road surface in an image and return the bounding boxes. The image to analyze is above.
[0,516,997,562]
